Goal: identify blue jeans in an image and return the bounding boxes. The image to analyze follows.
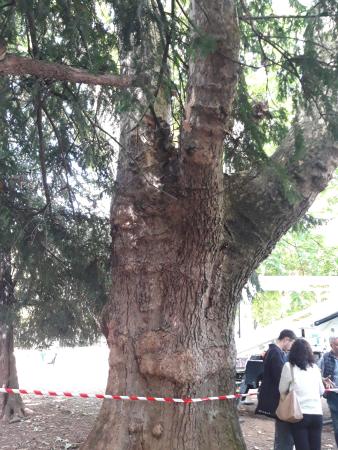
[274,418,294,450]
[327,394,338,447]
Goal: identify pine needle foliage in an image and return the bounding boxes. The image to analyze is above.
[0,0,337,346]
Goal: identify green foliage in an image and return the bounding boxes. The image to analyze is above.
[190,33,218,58]
[259,228,337,276]
[1,0,337,347]
[254,169,338,326]
[0,149,111,346]
[252,290,317,326]
[252,291,282,326]
[0,0,117,346]
[288,291,316,315]
[232,0,338,162]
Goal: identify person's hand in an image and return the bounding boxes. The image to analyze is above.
[323,377,335,389]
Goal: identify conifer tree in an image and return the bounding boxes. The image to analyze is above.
[0,0,337,447]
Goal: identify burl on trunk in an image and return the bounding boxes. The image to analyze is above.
[82,0,338,448]
[82,0,246,449]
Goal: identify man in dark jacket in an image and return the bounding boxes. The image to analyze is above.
[319,336,338,447]
[255,329,297,450]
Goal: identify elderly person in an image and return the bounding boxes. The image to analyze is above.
[319,336,338,447]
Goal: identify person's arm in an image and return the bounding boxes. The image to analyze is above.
[318,356,324,374]
[318,355,335,388]
[279,362,292,396]
[316,366,325,396]
[270,351,285,384]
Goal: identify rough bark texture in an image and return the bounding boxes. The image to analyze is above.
[0,326,25,421]
[82,1,246,449]
[0,252,25,422]
[224,115,338,280]
[1,0,337,447]
[0,54,134,87]
[80,0,338,449]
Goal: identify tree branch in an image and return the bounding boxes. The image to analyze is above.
[34,90,52,214]
[180,0,240,166]
[224,115,338,273]
[239,13,334,20]
[0,54,135,87]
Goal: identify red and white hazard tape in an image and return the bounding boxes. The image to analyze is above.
[1,387,337,403]
[0,387,241,403]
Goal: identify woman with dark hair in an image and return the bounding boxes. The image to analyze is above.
[279,338,324,450]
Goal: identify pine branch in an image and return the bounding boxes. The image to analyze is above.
[41,103,77,218]
[34,91,52,214]
[239,13,335,20]
[0,1,14,10]
[27,11,52,215]
[0,54,135,87]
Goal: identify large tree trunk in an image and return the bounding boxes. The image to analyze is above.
[82,1,246,447]
[0,252,26,422]
[82,117,337,450]
[82,117,249,447]
[81,156,246,450]
[81,0,338,448]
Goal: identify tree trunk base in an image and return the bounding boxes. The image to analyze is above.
[0,393,27,422]
[81,400,246,450]
[0,325,26,422]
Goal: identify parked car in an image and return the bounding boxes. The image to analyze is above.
[237,354,264,399]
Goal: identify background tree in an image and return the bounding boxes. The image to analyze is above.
[253,178,338,326]
[0,0,337,448]
[0,0,113,419]
[0,119,111,420]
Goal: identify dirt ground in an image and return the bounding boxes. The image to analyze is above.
[239,400,336,449]
[0,395,336,449]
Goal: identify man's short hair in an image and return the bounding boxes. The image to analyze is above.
[278,329,297,341]
[329,336,338,344]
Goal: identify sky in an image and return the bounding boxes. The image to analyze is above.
[272,0,314,14]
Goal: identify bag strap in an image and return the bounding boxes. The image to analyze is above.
[290,364,295,390]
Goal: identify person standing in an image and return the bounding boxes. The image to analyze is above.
[279,338,324,450]
[319,335,338,448]
[255,329,297,450]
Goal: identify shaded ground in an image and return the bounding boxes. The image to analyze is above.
[0,396,96,450]
[239,401,336,450]
[0,395,336,449]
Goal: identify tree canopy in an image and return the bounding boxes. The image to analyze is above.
[1,0,338,446]
[0,0,337,345]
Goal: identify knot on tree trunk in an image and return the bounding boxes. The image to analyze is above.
[135,331,230,385]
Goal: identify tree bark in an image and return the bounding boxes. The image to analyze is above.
[0,54,135,87]
[82,112,337,450]
[80,20,338,450]
[82,1,246,449]
[0,252,26,422]
[0,325,25,421]
[81,139,246,450]
[223,114,338,276]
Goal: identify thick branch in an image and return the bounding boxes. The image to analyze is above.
[180,0,240,166]
[0,54,134,87]
[225,116,338,273]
